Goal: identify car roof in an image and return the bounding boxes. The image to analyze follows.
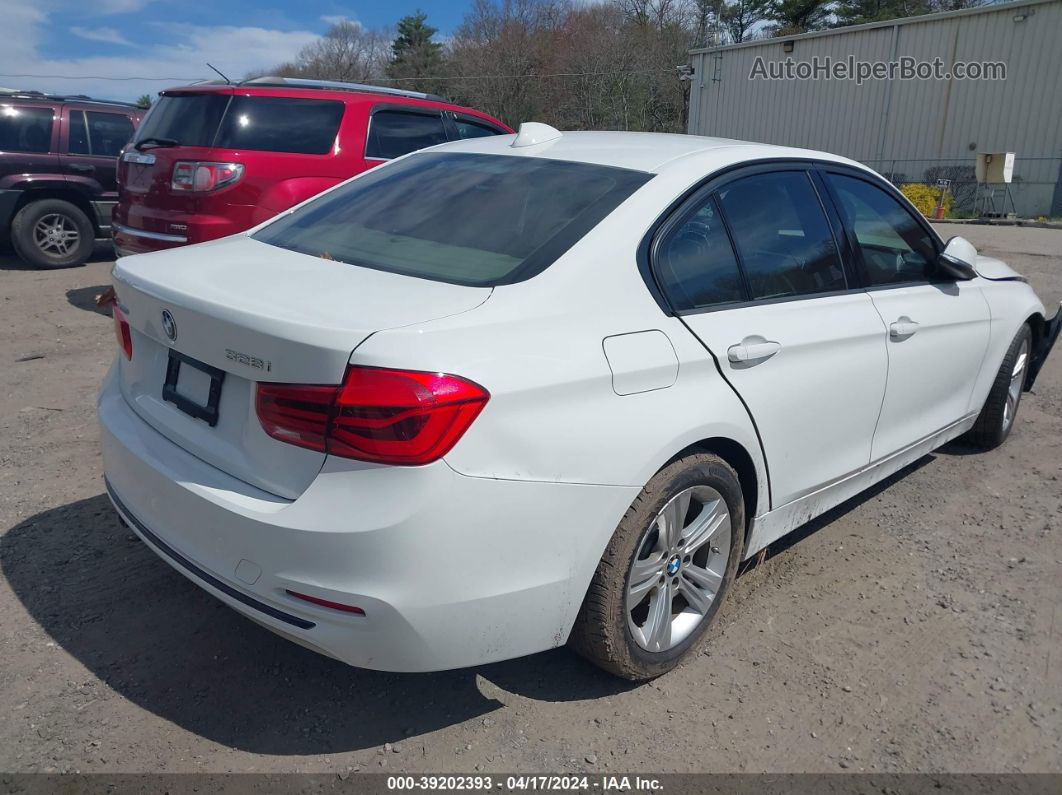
[0,90,139,110]
[159,83,504,122]
[428,129,870,176]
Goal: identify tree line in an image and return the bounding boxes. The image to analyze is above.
[262,0,995,133]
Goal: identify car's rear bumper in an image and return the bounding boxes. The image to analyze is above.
[97,364,637,671]
[1028,302,1062,390]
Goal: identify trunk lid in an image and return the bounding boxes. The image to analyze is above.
[112,235,492,498]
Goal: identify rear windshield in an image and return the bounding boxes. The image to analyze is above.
[252,152,653,286]
[133,94,344,154]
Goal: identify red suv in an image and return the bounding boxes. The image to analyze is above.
[113,77,512,256]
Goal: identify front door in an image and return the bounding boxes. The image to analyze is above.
[653,167,889,509]
[821,171,991,460]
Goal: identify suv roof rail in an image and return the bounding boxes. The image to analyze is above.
[238,76,449,104]
[0,88,141,109]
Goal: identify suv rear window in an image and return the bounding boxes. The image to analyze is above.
[133,94,343,154]
[0,105,54,153]
[253,152,652,286]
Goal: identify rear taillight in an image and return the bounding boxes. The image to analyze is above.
[256,366,489,466]
[171,161,243,192]
[113,305,132,360]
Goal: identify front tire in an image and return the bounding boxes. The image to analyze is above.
[963,324,1032,450]
[569,454,744,680]
[10,199,95,269]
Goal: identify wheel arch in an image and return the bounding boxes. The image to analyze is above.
[14,188,100,235]
[664,436,762,540]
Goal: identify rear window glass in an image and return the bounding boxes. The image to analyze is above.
[216,97,343,154]
[253,152,652,286]
[133,94,228,147]
[0,105,54,153]
[365,110,447,159]
[133,94,343,154]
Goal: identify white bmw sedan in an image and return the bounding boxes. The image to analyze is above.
[99,124,1060,680]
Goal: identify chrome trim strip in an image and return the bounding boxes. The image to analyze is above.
[112,222,187,243]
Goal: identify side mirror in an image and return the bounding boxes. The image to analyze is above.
[937,236,978,281]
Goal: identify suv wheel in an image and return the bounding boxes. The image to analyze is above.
[11,199,95,269]
[569,454,744,680]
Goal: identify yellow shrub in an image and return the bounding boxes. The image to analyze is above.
[900,183,953,217]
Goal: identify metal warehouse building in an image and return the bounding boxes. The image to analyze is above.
[687,0,1062,218]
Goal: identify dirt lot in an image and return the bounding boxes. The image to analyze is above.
[1,224,1060,775]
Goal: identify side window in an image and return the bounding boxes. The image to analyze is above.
[454,117,504,139]
[68,111,90,154]
[718,171,846,300]
[215,97,344,155]
[826,173,938,286]
[0,105,54,153]
[365,110,447,159]
[85,111,135,157]
[655,195,745,311]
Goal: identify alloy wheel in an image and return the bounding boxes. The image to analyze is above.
[626,485,732,652]
[1003,337,1029,432]
[33,213,80,257]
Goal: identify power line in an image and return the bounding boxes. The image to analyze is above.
[0,72,204,81]
[0,67,677,84]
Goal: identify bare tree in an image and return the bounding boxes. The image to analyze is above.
[274,21,391,84]
[721,0,771,42]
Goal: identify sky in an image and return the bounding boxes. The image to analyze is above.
[0,0,474,103]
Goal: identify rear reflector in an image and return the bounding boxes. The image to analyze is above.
[286,590,365,615]
[256,366,489,466]
[113,305,132,360]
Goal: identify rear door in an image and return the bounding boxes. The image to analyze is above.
[653,165,889,508]
[61,106,136,228]
[821,169,991,460]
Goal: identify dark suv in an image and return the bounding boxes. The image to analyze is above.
[114,77,511,257]
[0,90,142,268]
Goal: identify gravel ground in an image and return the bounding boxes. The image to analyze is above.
[0,223,1059,775]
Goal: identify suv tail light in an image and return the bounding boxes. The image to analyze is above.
[171,161,244,192]
[256,366,489,465]
[113,305,132,360]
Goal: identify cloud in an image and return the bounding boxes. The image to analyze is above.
[0,12,320,102]
[70,26,133,46]
[92,0,153,14]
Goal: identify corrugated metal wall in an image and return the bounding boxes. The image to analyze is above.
[688,0,1062,217]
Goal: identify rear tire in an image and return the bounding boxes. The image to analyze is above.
[569,454,744,680]
[962,324,1032,450]
[10,199,95,269]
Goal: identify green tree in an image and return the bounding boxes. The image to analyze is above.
[767,0,832,35]
[833,0,931,27]
[387,10,445,91]
[135,93,153,108]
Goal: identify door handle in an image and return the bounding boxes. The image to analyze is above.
[68,163,95,173]
[889,317,920,339]
[728,338,781,363]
